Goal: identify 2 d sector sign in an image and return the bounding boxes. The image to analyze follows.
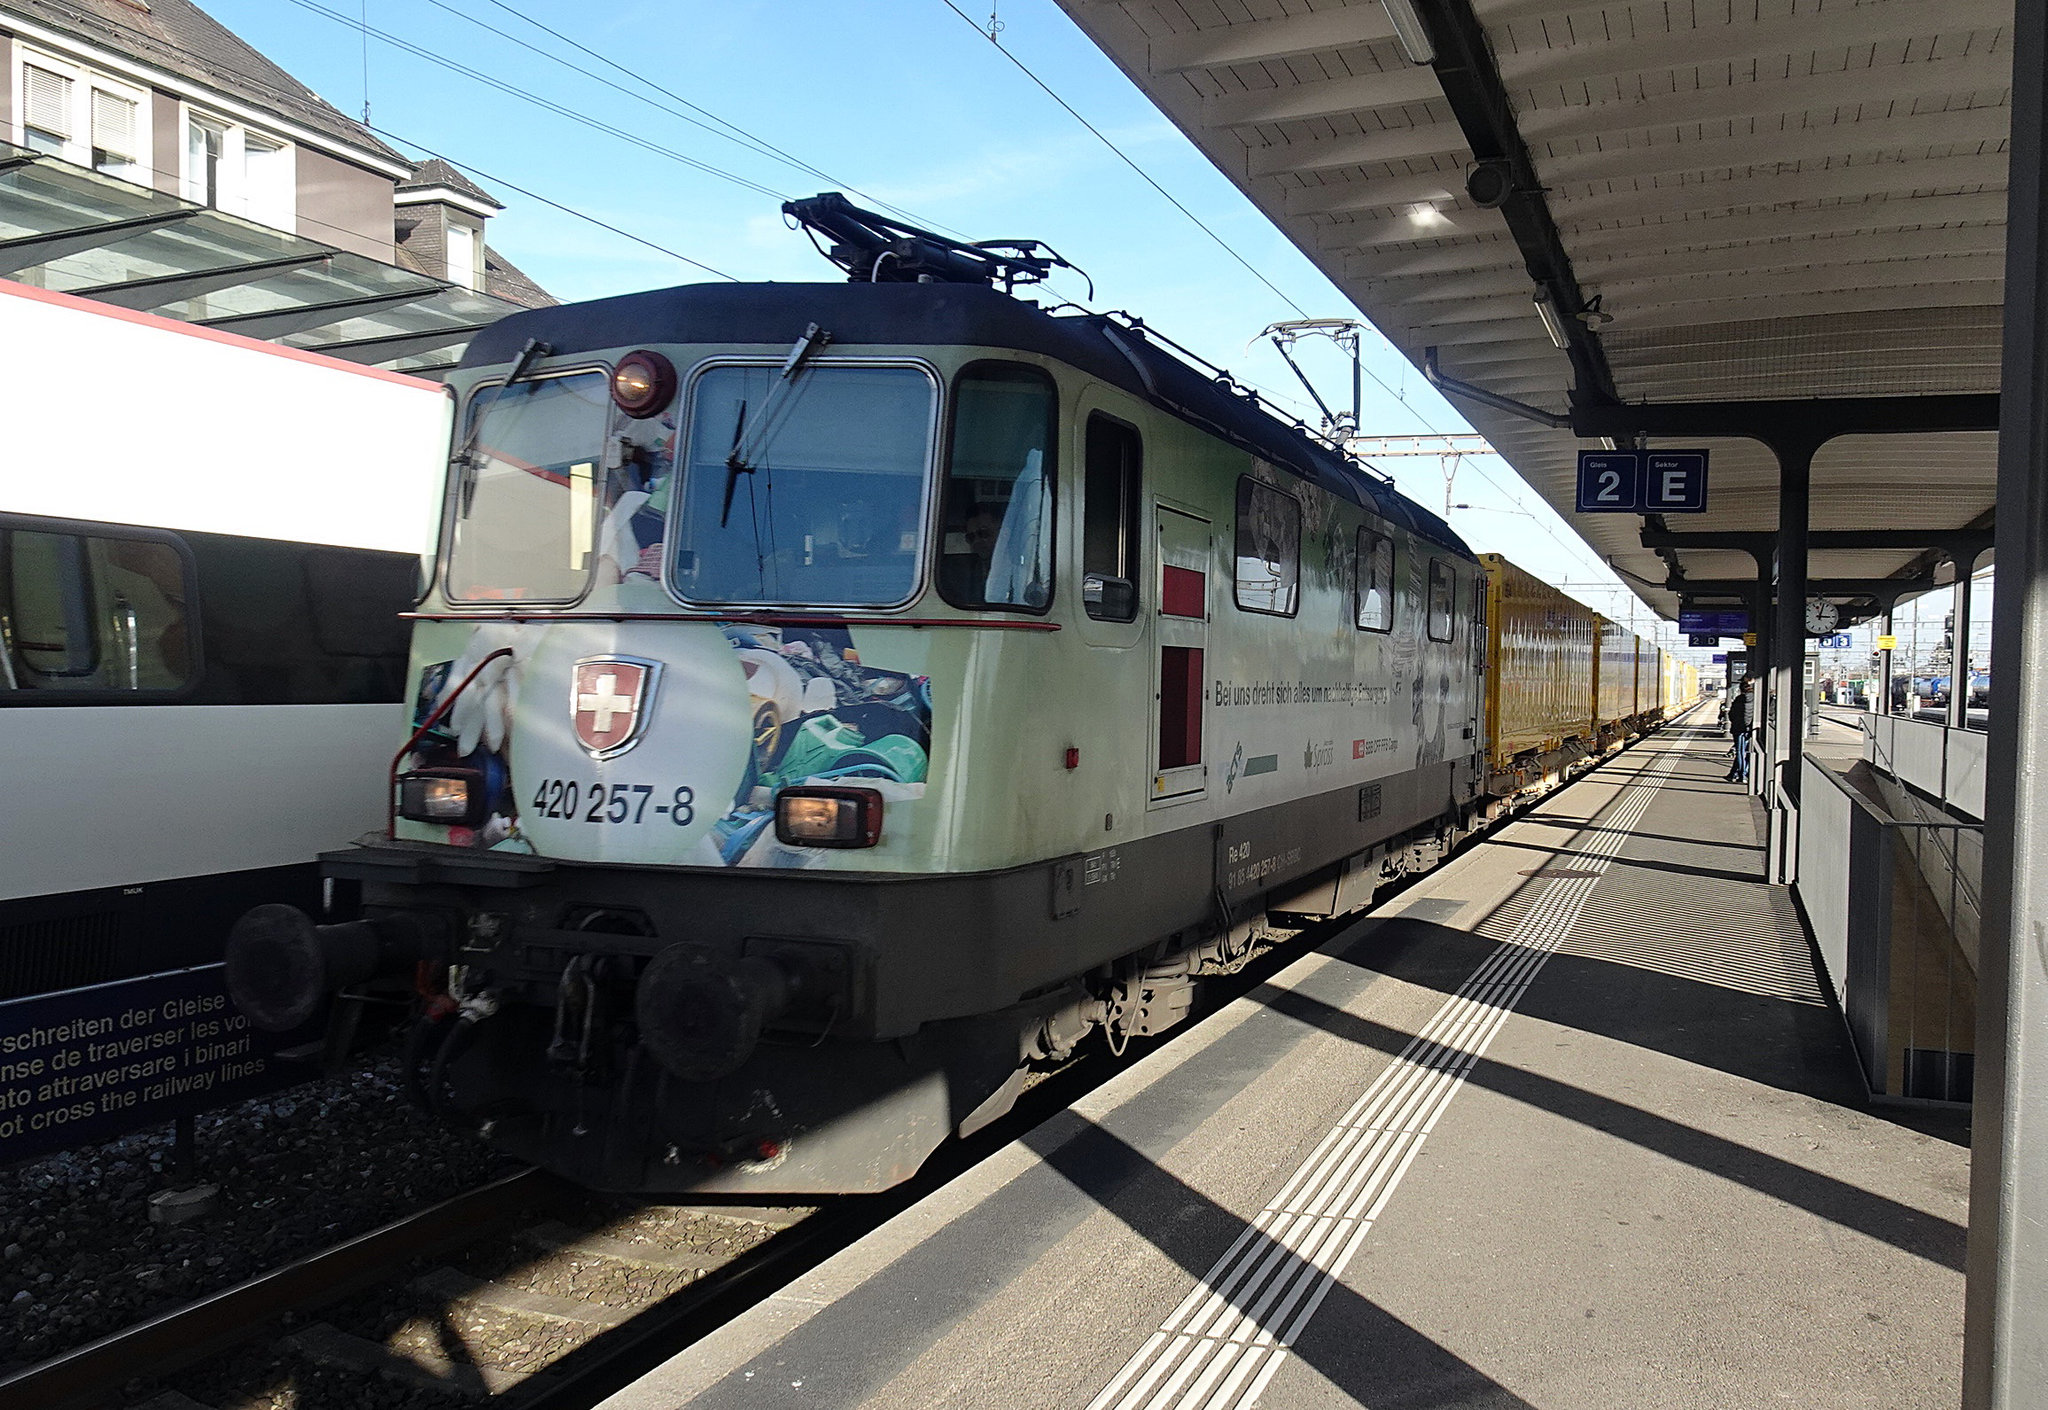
[1575,450,1710,513]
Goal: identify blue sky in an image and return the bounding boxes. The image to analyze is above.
[205,0,1662,630]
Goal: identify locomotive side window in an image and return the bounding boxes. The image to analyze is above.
[1,527,192,694]
[1356,527,1394,632]
[1233,478,1299,617]
[1427,558,1456,642]
[1081,414,1142,622]
[675,364,935,608]
[939,363,1056,612]
[446,370,609,604]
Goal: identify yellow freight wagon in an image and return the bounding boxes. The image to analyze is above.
[1479,555,1597,792]
[1594,618,1638,737]
[1636,638,1661,722]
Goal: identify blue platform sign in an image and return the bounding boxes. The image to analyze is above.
[0,964,319,1164]
[1713,654,1728,663]
[1644,452,1708,512]
[1679,609,1749,634]
[1576,452,1642,511]
[1576,449,1710,514]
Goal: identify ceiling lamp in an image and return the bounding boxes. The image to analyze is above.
[1381,0,1436,65]
[1533,286,1571,350]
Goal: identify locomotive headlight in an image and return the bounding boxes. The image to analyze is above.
[610,350,676,418]
[398,769,489,827]
[774,787,884,848]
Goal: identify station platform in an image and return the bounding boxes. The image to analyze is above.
[604,717,1971,1410]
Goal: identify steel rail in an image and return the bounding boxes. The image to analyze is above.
[0,1166,570,1410]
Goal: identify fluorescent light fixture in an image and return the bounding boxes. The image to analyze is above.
[1381,0,1436,65]
[1533,286,1571,350]
[1598,436,1620,452]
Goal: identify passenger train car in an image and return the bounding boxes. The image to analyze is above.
[0,283,444,1000]
[223,198,1695,1194]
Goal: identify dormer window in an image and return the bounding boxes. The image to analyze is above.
[445,221,478,291]
[180,105,295,232]
[14,49,147,182]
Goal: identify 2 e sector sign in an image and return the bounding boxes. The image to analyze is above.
[1575,451,1710,514]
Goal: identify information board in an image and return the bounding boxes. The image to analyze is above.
[1576,449,1710,514]
[0,964,318,1164]
[1679,609,1749,634]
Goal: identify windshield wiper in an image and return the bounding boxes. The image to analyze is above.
[719,322,831,526]
[455,338,553,516]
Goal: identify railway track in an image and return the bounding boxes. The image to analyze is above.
[1,757,1668,1410]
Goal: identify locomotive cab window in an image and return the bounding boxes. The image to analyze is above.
[1356,527,1393,632]
[446,370,610,603]
[939,363,1056,611]
[1,526,193,695]
[1426,558,1456,642]
[1081,414,1142,622]
[675,363,935,607]
[1233,478,1299,617]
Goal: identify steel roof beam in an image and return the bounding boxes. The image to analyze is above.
[301,324,487,364]
[1149,7,1395,74]
[198,288,446,340]
[1678,577,1936,599]
[1573,394,2000,448]
[0,208,202,277]
[75,251,334,310]
[1645,529,1994,557]
[1403,0,1620,405]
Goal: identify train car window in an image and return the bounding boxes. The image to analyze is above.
[1355,527,1393,632]
[675,364,935,607]
[446,370,609,604]
[939,363,1057,612]
[1,527,192,694]
[1080,414,1142,622]
[1426,559,1455,642]
[1233,478,1299,617]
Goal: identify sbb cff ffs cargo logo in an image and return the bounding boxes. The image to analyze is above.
[572,657,662,759]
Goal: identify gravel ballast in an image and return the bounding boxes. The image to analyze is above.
[0,1053,510,1375]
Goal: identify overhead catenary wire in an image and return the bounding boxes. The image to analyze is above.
[20,0,744,282]
[274,0,788,201]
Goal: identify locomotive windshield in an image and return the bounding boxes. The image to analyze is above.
[673,364,933,607]
[446,370,610,603]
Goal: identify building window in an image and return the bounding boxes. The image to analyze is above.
[181,107,295,231]
[445,221,478,291]
[13,50,148,181]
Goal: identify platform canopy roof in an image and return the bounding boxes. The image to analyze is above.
[0,140,525,377]
[1054,0,2011,622]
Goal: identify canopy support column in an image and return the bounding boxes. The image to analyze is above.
[1949,554,1978,729]
[1965,0,2048,1402]
[1768,445,1811,880]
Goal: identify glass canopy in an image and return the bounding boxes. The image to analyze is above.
[0,141,526,377]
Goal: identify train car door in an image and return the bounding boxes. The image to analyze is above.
[1151,502,1211,805]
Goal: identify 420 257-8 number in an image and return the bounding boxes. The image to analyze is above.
[528,780,694,826]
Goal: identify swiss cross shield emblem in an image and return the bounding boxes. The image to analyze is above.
[571,657,661,759]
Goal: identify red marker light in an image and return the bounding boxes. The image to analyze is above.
[1064,747,1081,770]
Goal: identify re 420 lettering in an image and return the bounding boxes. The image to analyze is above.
[529,780,695,826]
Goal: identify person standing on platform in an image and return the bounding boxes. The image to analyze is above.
[1727,679,1754,784]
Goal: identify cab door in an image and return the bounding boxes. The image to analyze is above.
[1150,502,1211,805]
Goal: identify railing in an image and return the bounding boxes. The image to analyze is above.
[1796,754,1979,1104]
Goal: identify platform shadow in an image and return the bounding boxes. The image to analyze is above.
[1255,948,1967,1272]
[1021,1112,1539,1410]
